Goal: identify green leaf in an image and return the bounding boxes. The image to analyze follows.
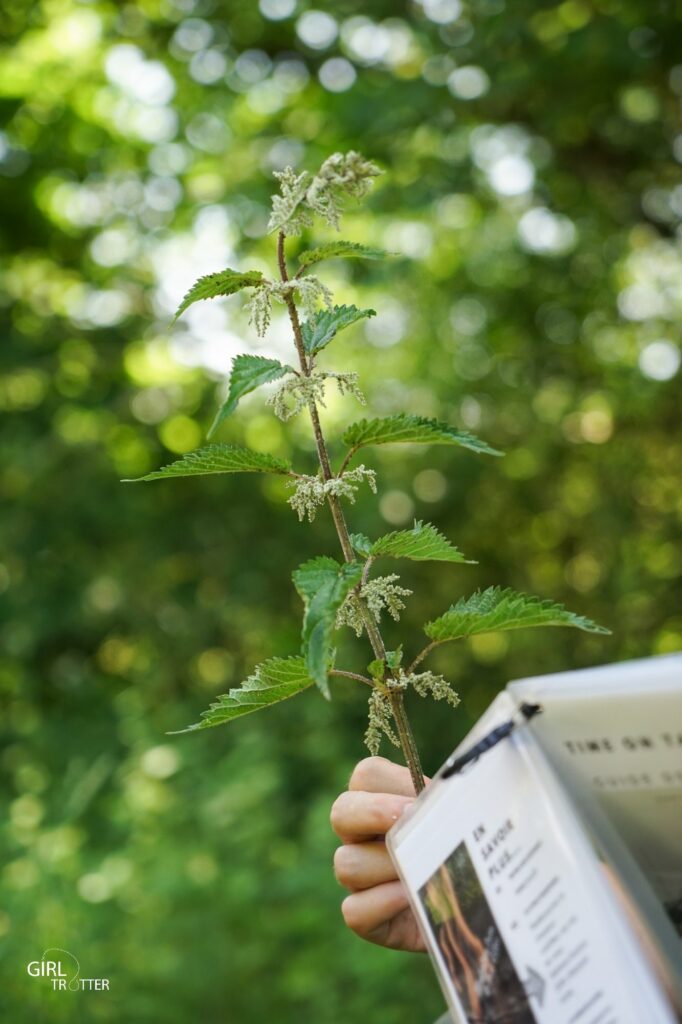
[354,521,472,564]
[208,355,292,438]
[342,415,502,456]
[424,587,610,643]
[367,647,402,681]
[349,533,373,557]
[174,656,314,732]
[367,658,385,681]
[385,646,403,670]
[298,241,386,269]
[173,268,264,321]
[123,444,291,482]
[293,556,363,697]
[292,556,340,602]
[301,304,376,355]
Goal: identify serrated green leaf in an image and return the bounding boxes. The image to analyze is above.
[123,444,291,482]
[342,415,502,456]
[292,556,341,602]
[174,269,263,321]
[174,656,314,732]
[360,521,472,564]
[424,587,610,643]
[350,533,373,557]
[208,355,292,438]
[301,304,376,355]
[293,556,363,697]
[298,241,386,269]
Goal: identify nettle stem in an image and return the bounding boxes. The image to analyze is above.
[277,231,425,795]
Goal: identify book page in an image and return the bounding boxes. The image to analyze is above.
[389,704,676,1024]
[509,656,682,939]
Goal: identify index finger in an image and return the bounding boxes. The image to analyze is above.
[348,756,430,797]
[330,790,414,842]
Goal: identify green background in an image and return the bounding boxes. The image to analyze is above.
[1,0,681,1020]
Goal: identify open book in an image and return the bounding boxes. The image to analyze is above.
[388,654,682,1024]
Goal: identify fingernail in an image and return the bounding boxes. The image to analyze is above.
[396,799,415,819]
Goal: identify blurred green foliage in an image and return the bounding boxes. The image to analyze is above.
[1,0,681,1019]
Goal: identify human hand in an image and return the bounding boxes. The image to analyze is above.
[330,756,429,952]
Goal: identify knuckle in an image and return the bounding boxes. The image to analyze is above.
[368,791,395,832]
[366,792,385,829]
[333,844,357,887]
[341,895,363,933]
[329,792,349,834]
[349,756,387,791]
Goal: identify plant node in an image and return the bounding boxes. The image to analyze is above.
[268,370,365,422]
[246,278,333,338]
[287,465,377,522]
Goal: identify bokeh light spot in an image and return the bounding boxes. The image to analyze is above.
[141,745,181,779]
[447,66,490,100]
[318,57,356,92]
[158,415,202,454]
[379,490,415,524]
[413,469,447,502]
[518,208,577,255]
[260,0,296,20]
[296,11,338,50]
[638,340,680,381]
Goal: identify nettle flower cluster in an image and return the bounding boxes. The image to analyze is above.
[244,152,380,335]
[128,151,607,793]
[365,671,460,758]
[267,370,365,425]
[288,464,376,523]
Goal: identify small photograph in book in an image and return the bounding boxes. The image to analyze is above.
[419,840,537,1024]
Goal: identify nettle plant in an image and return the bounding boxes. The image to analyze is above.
[128,151,607,794]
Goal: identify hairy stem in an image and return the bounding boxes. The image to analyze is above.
[388,690,425,794]
[337,445,359,477]
[330,669,373,687]
[277,231,424,794]
[277,232,355,562]
[407,640,441,675]
[360,556,374,587]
